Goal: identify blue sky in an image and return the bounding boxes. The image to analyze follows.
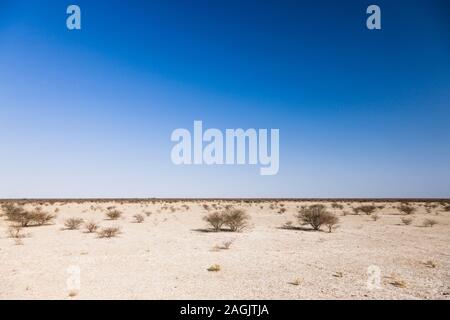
[0,0,449,198]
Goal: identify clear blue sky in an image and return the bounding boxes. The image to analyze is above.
[0,0,449,198]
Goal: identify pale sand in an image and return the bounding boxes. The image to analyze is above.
[0,200,449,300]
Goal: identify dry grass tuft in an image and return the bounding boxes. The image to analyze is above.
[68,290,78,298]
[207,264,221,272]
[389,279,407,288]
[290,278,303,286]
[423,260,436,268]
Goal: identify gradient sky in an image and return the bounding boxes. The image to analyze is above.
[0,0,449,198]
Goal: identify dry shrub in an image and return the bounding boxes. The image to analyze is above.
[7,225,26,239]
[203,209,249,232]
[133,214,145,223]
[98,227,121,238]
[325,214,340,233]
[2,204,54,227]
[354,205,377,215]
[64,218,84,230]
[203,212,226,231]
[422,218,437,227]
[371,213,380,221]
[443,205,450,212]
[84,221,99,233]
[30,207,55,226]
[401,217,413,225]
[398,205,416,215]
[221,239,234,250]
[207,264,221,272]
[223,209,249,232]
[296,204,339,232]
[331,203,344,210]
[106,209,122,220]
[2,203,32,227]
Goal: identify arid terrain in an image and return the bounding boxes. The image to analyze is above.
[0,199,449,300]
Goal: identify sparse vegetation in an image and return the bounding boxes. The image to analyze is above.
[1,204,54,227]
[106,209,122,220]
[371,213,380,221]
[422,218,437,227]
[98,227,121,238]
[398,205,416,215]
[203,212,226,231]
[325,214,340,233]
[64,218,84,230]
[296,204,339,231]
[401,217,413,225]
[354,205,377,215]
[203,209,249,232]
[133,214,145,223]
[331,203,344,210]
[30,207,55,226]
[84,221,99,233]
[7,225,26,239]
[282,220,294,229]
[223,209,249,232]
[221,240,234,250]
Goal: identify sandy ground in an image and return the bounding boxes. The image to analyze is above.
[0,200,449,300]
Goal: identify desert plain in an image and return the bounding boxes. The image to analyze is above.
[0,199,449,300]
